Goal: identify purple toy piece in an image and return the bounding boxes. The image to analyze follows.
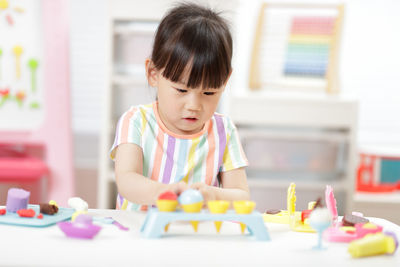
[75,214,92,225]
[58,221,102,239]
[6,188,30,212]
[384,231,399,253]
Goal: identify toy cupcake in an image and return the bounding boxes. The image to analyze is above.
[178,189,204,232]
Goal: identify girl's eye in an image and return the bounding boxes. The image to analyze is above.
[204,92,216,96]
[176,88,187,93]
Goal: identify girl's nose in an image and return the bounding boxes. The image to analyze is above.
[185,93,201,111]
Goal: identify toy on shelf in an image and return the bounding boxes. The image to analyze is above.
[308,207,332,250]
[356,153,400,193]
[140,190,270,241]
[348,231,398,258]
[12,45,23,80]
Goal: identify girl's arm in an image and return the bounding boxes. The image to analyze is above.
[190,167,250,202]
[115,143,187,205]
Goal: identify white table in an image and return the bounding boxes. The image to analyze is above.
[1,209,399,267]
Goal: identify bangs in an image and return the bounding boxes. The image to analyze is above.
[151,10,232,89]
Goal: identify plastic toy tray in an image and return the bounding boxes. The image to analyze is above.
[141,208,270,241]
[0,205,74,227]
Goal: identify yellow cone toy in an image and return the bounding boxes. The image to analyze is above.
[156,191,178,232]
[208,200,229,233]
[233,200,256,234]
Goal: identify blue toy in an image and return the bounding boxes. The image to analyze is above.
[140,208,271,241]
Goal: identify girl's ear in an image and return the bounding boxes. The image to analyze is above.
[145,58,158,87]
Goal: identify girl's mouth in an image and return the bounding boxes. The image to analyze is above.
[184,117,198,123]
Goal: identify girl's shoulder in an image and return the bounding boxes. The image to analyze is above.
[211,112,237,132]
[119,102,156,122]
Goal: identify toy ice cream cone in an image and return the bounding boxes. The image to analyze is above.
[208,200,229,233]
[181,202,203,231]
[178,189,204,232]
[233,200,256,234]
[157,191,178,232]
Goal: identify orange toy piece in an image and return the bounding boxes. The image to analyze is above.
[17,209,35,217]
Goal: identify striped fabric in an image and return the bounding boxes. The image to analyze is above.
[110,102,248,211]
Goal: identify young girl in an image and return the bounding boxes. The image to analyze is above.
[110,3,249,211]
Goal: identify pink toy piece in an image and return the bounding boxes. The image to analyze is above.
[354,223,383,239]
[6,188,30,212]
[323,222,383,243]
[325,185,338,225]
[57,221,101,239]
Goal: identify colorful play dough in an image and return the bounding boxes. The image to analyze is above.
[58,214,101,239]
[6,188,30,212]
[68,197,88,212]
[158,191,177,200]
[157,191,178,213]
[178,189,203,205]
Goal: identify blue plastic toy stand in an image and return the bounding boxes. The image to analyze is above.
[140,208,271,241]
[0,204,74,227]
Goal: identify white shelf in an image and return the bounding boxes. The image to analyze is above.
[354,192,400,204]
[229,91,358,129]
[239,127,349,142]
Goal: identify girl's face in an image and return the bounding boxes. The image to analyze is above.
[147,61,227,135]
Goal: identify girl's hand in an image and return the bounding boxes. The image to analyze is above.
[189,182,218,203]
[166,181,189,196]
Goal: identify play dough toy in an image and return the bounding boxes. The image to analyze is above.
[58,214,102,239]
[308,208,332,250]
[6,188,30,212]
[39,203,58,215]
[68,197,88,212]
[157,191,178,212]
[208,200,229,233]
[17,208,35,217]
[179,189,204,232]
[348,232,398,258]
[156,191,178,232]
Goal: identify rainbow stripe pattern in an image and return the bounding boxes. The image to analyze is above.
[110,102,248,211]
[284,17,336,77]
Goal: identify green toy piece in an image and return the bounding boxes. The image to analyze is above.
[28,58,39,93]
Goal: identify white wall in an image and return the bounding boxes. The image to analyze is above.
[69,0,400,207]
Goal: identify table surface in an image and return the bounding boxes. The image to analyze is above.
[0,208,399,267]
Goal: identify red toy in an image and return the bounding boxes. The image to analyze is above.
[17,209,36,218]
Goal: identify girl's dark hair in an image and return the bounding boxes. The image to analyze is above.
[151,3,232,89]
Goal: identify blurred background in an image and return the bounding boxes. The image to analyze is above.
[0,0,399,224]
